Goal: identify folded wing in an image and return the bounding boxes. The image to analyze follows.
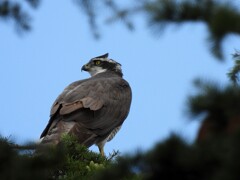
[40,75,132,147]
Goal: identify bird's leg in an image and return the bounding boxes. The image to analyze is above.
[98,145,105,156]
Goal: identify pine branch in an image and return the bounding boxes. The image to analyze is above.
[0,0,40,32]
[228,51,240,85]
[11,143,36,149]
[142,0,240,60]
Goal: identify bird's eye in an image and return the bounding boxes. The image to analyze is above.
[95,60,101,65]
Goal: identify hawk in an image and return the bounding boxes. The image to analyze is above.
[40,53,132,155]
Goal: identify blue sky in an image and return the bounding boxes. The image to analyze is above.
[0,0,240,155]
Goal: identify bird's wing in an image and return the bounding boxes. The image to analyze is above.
[40,75,132,146]
[49,79,87,116]
[40,79,86,139]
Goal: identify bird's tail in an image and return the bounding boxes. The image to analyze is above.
[40,119,97,147]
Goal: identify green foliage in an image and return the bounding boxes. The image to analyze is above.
[0,136,63,180]
[187,79,240,140]
[0,135,115,179]
[228,51,240,84]
[94,133,240,180]
[78,0,240,59]
[142,0,240,60]
[2,0,239,60]
[54,134,110,179]
[187,79,240,119]
[3,132,240,180]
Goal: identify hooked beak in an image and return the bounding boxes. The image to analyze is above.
[81,64,89,71]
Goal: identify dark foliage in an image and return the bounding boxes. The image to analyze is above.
[73,0,134,38]
[228,51,240,84]
[0,135,112,179]
[77,0,240,60]
[0,137,63,179]
[51,135,110,179]
[142,0,240,60]
[89,78,240,179]
[3,131,240,179]
[72,0,240,58]
[0,0,40,31]
[94,133,240,180]
[1,0,239,60]
[188,79,240,119]
[74,0,99,38]
[187,79,240,142]
[80,0,239,60]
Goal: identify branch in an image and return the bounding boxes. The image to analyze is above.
[228,51,240,85]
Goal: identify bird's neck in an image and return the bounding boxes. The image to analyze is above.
[89,69,107,76]
[92,70,123,78]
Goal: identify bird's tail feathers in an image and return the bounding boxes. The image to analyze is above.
[40,120,97,147]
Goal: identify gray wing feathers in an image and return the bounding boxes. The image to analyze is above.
[41,75,132,147]
[50,80,86,116]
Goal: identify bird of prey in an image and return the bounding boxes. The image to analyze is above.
[40,53,132,156]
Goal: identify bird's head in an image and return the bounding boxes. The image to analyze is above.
[81,53,123,77]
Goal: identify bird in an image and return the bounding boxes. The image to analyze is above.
[40,53,132,156]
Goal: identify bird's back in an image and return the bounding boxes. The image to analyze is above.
[40,71,132,148]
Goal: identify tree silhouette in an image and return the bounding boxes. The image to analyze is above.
[0,0,40,31]
[2,0,239,59]
[228,51,240,84]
